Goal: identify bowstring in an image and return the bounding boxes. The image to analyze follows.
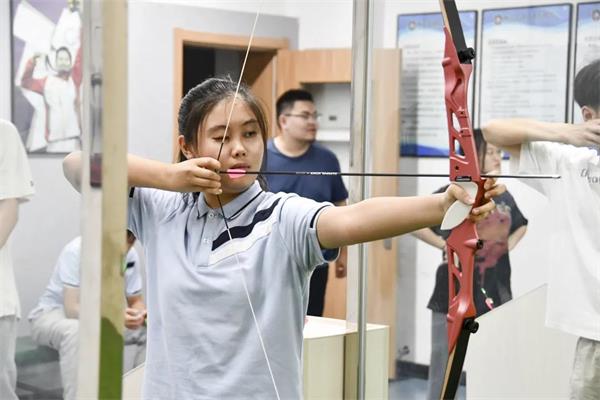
[214,4,281,400]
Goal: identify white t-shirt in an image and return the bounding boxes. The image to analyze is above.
[0,119,35,319]
[511,141,600,340]
[28,236,143,321]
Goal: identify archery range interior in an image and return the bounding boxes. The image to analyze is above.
[1,0,598,399]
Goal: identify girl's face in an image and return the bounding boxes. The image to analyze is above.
[482,143,502,174]
[197,98,264,195]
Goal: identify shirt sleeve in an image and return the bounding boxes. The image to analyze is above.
[510,141,598,196]
[277,195,338,271]
[124,248,143,296]
[57,240,82,288]
[128,187,180,245]
[0,120,35,202]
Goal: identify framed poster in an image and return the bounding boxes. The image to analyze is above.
[10,0,82,154]
[573,2,600,123]
[479,4,572,126]
[397,11,477,157]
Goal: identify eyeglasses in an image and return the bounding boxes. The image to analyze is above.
[284,112,321,122]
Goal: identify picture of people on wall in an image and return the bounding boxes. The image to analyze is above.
[11,0,82,153]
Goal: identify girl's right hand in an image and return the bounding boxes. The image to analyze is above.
[166,157,222,194]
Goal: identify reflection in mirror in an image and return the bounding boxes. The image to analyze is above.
[391,1,599,400]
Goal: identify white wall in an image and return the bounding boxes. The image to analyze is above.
[142,0,354,49]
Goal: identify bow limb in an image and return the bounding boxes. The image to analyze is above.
[438,1,483,399]
[213,3,281,399]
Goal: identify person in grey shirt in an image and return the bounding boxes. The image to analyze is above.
[29,232,146,400]
[63,78,503,399]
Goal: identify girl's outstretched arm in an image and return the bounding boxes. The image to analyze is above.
[63,151,222,195]
[317,180,504,249]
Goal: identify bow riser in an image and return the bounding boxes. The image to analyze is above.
[443,26,482,350]
[440,25,483,400]
[442,28,480,184]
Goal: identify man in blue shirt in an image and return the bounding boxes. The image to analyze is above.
[266,89,348,316]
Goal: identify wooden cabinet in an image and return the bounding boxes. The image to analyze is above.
[123,316,390,399]
[276,49,352,96]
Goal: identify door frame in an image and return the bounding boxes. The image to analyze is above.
[173,28,288,161]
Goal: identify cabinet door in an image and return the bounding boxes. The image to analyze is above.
[367,48,402,378]
[276,49,351,96]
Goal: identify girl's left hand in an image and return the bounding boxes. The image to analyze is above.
[443,178,506,223]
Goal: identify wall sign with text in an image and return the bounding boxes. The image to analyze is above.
[397,11,477,157]
[479,4,572,126]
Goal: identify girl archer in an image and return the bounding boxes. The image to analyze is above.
[63,77,504,399]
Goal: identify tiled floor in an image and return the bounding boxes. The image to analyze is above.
[16,363,466,399]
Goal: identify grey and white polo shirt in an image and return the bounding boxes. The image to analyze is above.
[128,181,337,400]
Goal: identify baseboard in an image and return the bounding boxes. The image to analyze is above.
[395,359,466,386]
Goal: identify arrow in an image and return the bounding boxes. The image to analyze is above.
[222,169,560,180]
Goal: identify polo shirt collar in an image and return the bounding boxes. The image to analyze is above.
[196,181,262,220]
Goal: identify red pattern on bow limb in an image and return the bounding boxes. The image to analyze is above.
[439,2,484,398]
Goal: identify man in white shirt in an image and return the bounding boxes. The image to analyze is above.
[483,59,600,399]
[29,232,147,400]
[0,119,35,400]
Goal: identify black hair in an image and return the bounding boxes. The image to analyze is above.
[456,128,487,168]
[473,128,487,168]
[177,77,269,192]
[55,46,72,63]
[275,89,314,122]
[574,59,600,110]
